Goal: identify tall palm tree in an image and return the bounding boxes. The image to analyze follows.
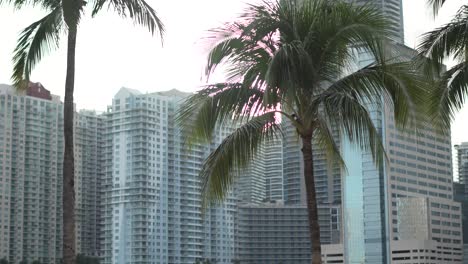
[418,0,468,126]
[178,1,428,263]
[1,0,164,263]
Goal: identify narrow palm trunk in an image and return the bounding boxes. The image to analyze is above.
[301,135,322,264]
[63,28,77,264]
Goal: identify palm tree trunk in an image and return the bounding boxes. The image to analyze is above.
[62,27,77,264]
[301,135,322,264]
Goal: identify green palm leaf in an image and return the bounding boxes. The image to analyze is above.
[321,87,386,168]
[176,83,268,145]
[11,6,63,89]
[200,112,280,206]
[325,61,430,130]
[417,4,468,130]
[314,114,346,171]
[419,6,468,66]
[92,0,165,38]
[431,62,468,126]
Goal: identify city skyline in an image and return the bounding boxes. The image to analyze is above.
[0,80,464,263]
[0,0,468,149]
[1,0,468,263]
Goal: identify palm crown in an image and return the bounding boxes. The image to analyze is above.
[180,0,427,203]
[178,0,430,263]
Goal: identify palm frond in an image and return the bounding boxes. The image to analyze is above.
[430,61,468,128]
[314,114,346,172]
[202,0,283,82]
[11,6,63,90]
[321,89,387,168]
[205,37,244,77]
[240,0,282,43]
[92,0,165,39]
[176,83,268,145]
[416,5,468,133]
[315,2,391,81]
[199,112,281,206]
[265,40,316,101]
[323,60,430,131]
[427,0,447,15]
[418,5,468,67]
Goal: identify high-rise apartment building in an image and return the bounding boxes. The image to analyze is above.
[236,202,311,264]
[100,88,236,264]
[75,110,105,257]
[0,83,110,263]
[281,123,305,204]
[0,83,64,264]
[237,146,267,204]
[237,137,284,204]
[264,138,284,202]
[236,201,341,264]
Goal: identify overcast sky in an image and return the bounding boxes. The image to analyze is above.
[0,0,467,148]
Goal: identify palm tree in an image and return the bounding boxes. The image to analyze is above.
[418,0,468,126]
[1,0,164,263]
[178,1,428,263]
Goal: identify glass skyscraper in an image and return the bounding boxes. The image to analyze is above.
[340,45,463,263]
[341,79,390,263]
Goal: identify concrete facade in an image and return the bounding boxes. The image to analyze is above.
[236,202,341,263]
[75,110,105,257]
[0,84,63,263]
[100,88,236,264]
[0,84,108,263]
[455,143,468,263]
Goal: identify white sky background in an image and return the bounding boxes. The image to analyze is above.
[0,0,467,145]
